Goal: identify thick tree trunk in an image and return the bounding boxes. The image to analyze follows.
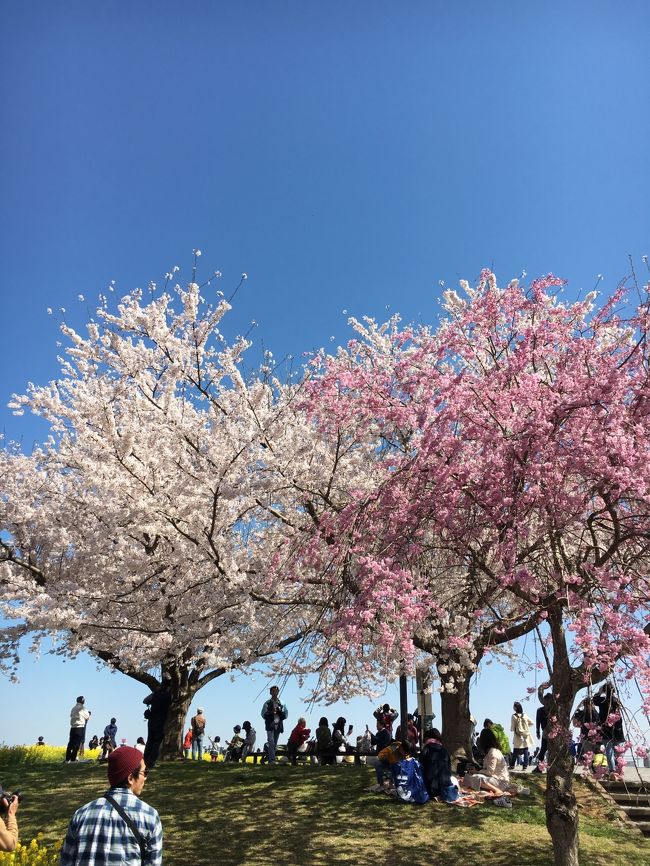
[546,607,580,866]
[160,688,195,759]
[158,658,200,760]
[439,673,474,768]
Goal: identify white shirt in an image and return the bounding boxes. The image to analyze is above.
[70,702,91,728]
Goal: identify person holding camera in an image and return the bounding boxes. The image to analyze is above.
[66,695,91,763]
[260,685,288,764]
[0,785,20,852]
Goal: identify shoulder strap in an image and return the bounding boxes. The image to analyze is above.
[104,793,146,864]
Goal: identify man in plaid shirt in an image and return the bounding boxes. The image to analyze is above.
[60,745,163,865]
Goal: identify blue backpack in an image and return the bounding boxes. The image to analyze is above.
[392,758,430,805]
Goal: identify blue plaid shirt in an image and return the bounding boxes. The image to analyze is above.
[60,787,163,866]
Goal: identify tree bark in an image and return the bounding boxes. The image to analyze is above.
[160,688,195,759]
[545,606,580,866]
[439,672,474,767]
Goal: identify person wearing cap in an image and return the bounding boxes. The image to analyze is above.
[60,746,162,866]
[0,786,19,852]
[190,707,207,761]
[66,696,91,763]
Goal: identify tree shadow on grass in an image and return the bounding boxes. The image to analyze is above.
[5,759,650,866]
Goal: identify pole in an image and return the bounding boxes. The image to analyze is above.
[399,672,409,746]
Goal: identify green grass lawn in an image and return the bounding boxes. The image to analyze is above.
[3,758,649,866]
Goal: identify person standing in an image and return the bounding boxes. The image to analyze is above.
[100,718,118,760]
[143,683,171,769]
[373,704,399,737]
[510,701,535,769]
[261,685,288,764]
[190,708,207,761]
[59,746,162,866]
[593,683,625,774]
[533,688,552,773]
[66,696,91,763]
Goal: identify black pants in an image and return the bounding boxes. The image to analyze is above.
[510,747,530,769]
[66,727,84,762]
[538,736,548,763]
[144,729,164,768]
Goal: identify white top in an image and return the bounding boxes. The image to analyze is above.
[483,748,510,784]
[70,702,91,728]
[511,713,535,749]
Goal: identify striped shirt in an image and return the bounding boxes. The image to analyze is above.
[60,787,163,866]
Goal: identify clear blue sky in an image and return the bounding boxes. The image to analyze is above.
[1,1,649,748]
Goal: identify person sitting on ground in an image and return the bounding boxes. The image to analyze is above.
[373,703,398,737]
[0,785,19,852]
[225,726,245,762]
[461,728,511,796]
[373,740,408,791]
[395,713,419,746]
[315,717,335,765]
[287,717,311,764]
[88,735,99,751]
[392,742,429,804]
[482,718,511,759]
[36,736,46,747]
[241,721,256,760]
[419,728,453,800]
[370,718,391,754]
[135,737,146,754]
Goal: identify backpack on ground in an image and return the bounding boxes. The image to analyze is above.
[392,758,429,805]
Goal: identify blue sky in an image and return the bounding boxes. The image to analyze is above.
[1,1,649,748]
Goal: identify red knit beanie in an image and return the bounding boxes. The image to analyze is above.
[108,746,145,787]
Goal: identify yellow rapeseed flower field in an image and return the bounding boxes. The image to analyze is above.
[0,838,61,866]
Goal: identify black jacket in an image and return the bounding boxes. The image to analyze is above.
[420,741,452,798]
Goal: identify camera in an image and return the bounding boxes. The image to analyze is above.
[0,788,21,817]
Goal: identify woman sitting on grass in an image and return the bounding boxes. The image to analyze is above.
[461,728,511,796]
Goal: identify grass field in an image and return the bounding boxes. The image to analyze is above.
[2,757,649,866]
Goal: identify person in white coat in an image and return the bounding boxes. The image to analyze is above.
[510,701,535,769]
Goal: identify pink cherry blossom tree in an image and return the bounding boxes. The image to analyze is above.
[297,271,650,866]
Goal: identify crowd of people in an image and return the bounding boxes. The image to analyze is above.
[56,683,627,777]
[0,682,630,863]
